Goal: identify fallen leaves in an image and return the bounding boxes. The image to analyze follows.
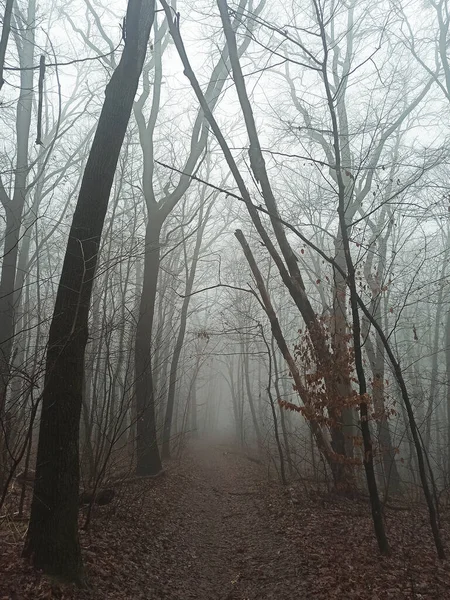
[1,445,449,599]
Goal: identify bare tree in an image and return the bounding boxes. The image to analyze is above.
[0,0,36,481]
[23,0,156,582]
[133,0,265,475]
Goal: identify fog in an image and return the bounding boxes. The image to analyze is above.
[1,0,450,597]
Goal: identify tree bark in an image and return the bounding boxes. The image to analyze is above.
[23,1,155,582]
[424,245,448,452]
[261,327,287,485]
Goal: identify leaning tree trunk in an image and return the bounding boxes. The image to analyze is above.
[234,229,336,471]
[23,1,155,583]
[162,0,352,487]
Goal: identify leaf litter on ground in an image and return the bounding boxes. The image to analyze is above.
[1,446,449,599]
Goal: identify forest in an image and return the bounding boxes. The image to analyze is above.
[1,0,450,598]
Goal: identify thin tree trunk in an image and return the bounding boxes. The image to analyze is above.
[190,379,198,437]
[261,327,286,485]
[446,309,450,482]
[234,229,336,475]
[362,217,401,496]
[332,225,356,460]
[0,0,35,481]
[424,246,448,452]
[162,201,209,458]
[364,327,401,495]
[225,363,241,445]
[242,342,263,450]
[0,0,14,91]
[271,337,294,476]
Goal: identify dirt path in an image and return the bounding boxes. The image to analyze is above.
[3,442,450,599]
[148,444,294,600]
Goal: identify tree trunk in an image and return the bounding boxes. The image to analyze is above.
[362,220,401,496]
[225,362,242,445]
[331,225,356,462]
[190,379,198,437]
[318,11,389,552]
[424,246,448,452]
[23,1,155,582]
[163,0,352,486]
[271,338,294,476]
[0,0,14,91]
[135,211,163,475]
[162,202,208,458]
[0,0,35,482]
[234,229,336,475]
[242,343,263,450]
[446,309,450,482]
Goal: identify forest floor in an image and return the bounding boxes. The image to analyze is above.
[1,442,450,599]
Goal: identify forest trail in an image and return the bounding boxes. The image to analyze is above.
[149,443,295,599]
[3,442,450,599]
